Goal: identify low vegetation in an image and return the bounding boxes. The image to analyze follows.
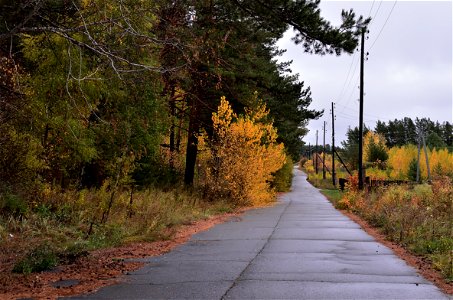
[302,138,453,282]
[338,176,453,281]
[1,186,234,274]
[1,97,293,276]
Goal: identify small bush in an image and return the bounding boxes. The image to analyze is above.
[0,191,28,218]
[13,243,59,274]
[272,157,293,192]
[59,241,89,264]
[3,184,237,275]
[87,223,125,249]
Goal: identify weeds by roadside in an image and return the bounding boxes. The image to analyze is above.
[0,187,234,275]
[338,176,453,282]
[320,189,343,205]
[303,164,453,283]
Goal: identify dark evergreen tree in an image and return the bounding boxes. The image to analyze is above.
[426,132,446,149]
[442,121,453,146]
[407,158,418,182]
[366,139,388,168]
[340,126,369,170]
[374,117,450,147]
[154,0,370,185]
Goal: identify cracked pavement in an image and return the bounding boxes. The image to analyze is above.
[69,168,450,299]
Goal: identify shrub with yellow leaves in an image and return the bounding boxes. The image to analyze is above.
[200,97,286,206]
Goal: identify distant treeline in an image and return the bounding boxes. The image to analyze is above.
[375,117,452,148]
[303,117,452,157]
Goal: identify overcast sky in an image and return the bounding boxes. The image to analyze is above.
[276,0,452,146]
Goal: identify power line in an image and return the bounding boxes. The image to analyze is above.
[343,56,360,98]
[340,73,360,114]
[336,115,357,122]
[367,0,376,18]
[370,0,383,27]
[336,51,357,103]
[368,0,398,51]
[336,0,376,106]
[336,110,357,119]
[336,103,392,122]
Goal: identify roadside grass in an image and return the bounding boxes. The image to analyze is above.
[303,166,453,283]
[338,179,453,282]
[320,189,343,206]
[0,187,235,274]
[307,177,336,190]
[300,166,343,206]
[1,159,290,276]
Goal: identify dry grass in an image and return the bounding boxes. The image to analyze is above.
[0,186,234,275]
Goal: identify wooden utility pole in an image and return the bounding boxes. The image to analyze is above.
[421,131,431,182]
[323,121,326,180]
[315,130,319,174]
[331,102,336,186]
[358,27,366,190]
[416,132,421,183]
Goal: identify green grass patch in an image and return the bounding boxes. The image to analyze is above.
[320,189,343,206]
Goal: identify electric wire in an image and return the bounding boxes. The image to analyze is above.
[370,0,383,27]
[340,73,360,115]
[333,1,390,140]
[318,1,393,144]
[367,0,376,19]
[335,103,392,122]
[336,51,357,102]
[338,58,360,106]
[368,0,398,51]
[336,0,378,108]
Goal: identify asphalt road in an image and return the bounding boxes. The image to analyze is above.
[70,168,450,299]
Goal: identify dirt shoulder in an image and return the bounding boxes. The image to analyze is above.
[341,210,453,296]
[0,210,246,300]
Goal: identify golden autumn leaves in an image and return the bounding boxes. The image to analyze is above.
[198,97,286,206]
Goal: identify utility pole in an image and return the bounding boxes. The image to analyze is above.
[331,102,336,186]
[308,143,311,160]
[416,133,421,183]
[315,130,319,174]
[421,130,431,182]
[358,27,366,190]
[323,121,326,180]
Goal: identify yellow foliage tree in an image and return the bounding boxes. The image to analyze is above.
[429,148,453,177]
[387,145,453,180]
[200,96,286,206]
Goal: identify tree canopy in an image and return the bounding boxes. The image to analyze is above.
[0,0,370,193]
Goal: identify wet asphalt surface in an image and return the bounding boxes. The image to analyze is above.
[69,168,450,299]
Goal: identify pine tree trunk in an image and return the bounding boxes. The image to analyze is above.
[169,87,176,169]
[184,99,199,186]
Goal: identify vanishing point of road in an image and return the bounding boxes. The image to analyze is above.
[71,168,450,299]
